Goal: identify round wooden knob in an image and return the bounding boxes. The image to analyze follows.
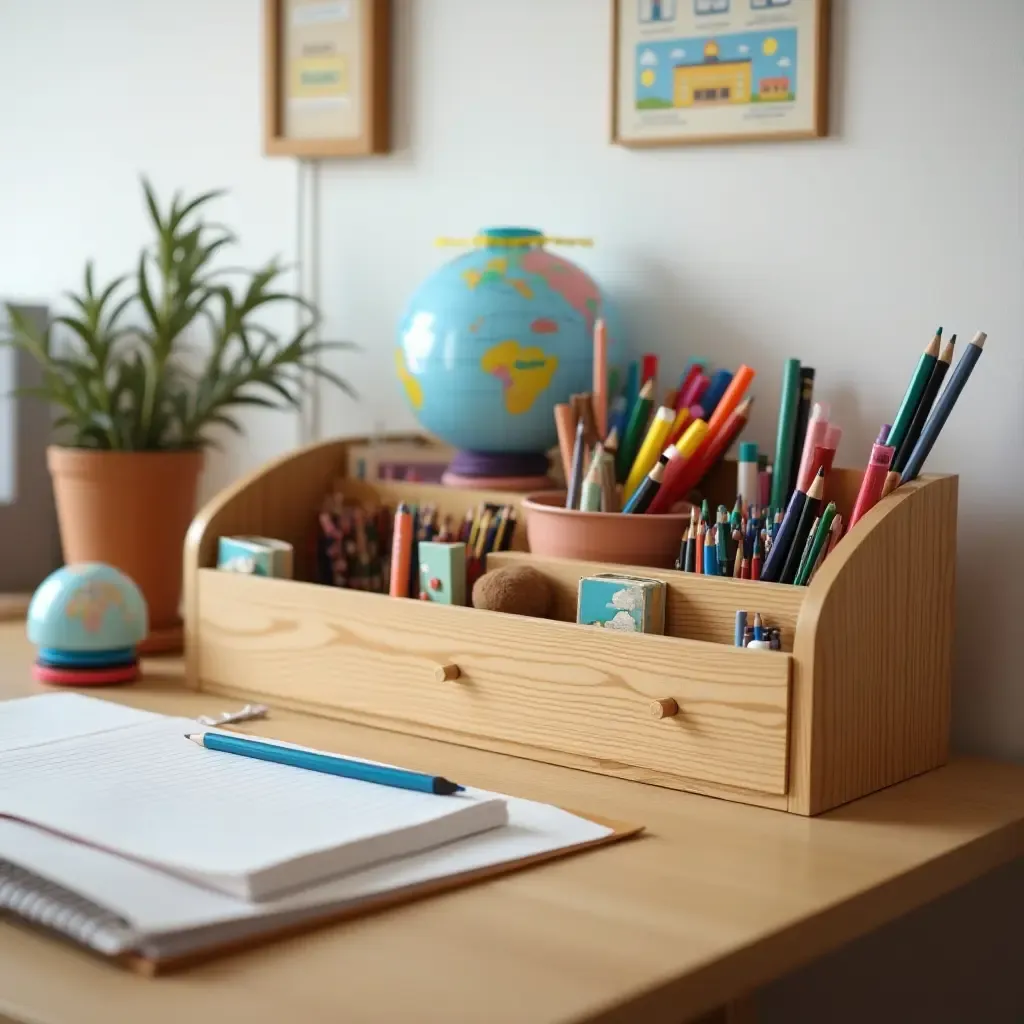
[649,697,679,719]
[435,663,461,683]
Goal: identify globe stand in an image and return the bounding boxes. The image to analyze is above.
[441,450,554,492]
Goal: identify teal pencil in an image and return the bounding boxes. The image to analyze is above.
[770,359,802,510]
[887,328,941,456]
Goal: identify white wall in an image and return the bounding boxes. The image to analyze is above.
[1,0,1022,759]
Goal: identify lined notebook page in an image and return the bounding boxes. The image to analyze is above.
[0,692,159,753]
[0,719,507,900]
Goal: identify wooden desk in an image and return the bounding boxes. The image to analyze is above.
[2,621,1023,1024]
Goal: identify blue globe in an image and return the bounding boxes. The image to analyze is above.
[397,227,625,457]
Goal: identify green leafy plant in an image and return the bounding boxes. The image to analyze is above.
[1,180,356,450]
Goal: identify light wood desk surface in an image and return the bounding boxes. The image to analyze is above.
[2,622,1024,1024]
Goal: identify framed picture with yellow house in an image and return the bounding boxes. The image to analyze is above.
[612,0,830,147]
[263,0,391,158]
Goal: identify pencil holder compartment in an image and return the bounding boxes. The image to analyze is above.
[184,434,957,817]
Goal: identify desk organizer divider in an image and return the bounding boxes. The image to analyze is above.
[184,434,957,816]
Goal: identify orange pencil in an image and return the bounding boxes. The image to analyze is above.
[553,403,575,484]
[593,319,608,439]
[705,364,756,439]
[389,502,414,598]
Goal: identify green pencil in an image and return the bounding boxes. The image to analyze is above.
[770,359,802,510]
[886,328,941,455]
[716,507,729,576]
[794,501,837,586]
[615,379,654,482]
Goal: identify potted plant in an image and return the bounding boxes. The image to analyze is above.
[2,180,355,653]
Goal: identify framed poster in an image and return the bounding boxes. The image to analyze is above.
[612,0,829,147]
[264,0,391,157]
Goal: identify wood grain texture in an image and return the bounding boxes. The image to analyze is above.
[488,552,804,651]
[195,569,792,795]
[1,627,1023,1024]
[183,435,527,687]
[787,474,957,815]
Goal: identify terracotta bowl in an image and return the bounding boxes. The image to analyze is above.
[520,492,694,569]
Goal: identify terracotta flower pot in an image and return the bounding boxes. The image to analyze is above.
[46,447,204,654]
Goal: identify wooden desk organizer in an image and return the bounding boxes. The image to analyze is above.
[183,435,957,816]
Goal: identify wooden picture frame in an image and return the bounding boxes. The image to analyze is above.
[611,0,830,148]
[263,0,391,158]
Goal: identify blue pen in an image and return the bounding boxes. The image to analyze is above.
[186,732,465,795]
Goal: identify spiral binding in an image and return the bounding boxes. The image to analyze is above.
[0,859,137,955]
[435,235,594,249]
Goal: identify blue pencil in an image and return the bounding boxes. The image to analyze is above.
[186,732,465,796]
[703,527,719,576]
[608,394,629,443]
[701,369,734,420]
[734,610,747,648]
[900,331,986,484]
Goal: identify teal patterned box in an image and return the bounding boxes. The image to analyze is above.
[217,536,294,579]
[576,574,666,635]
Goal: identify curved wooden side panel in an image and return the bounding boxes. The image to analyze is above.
[183,436,357,685]
[788,474,958,814]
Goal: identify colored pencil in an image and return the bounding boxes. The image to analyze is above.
[624,360,640,422]
[716,507,730,576]
[705,365,756,440]
[579,455,603,512]
[703,526,719,576]
[565,416,587,509]
[646,418,710,514]
[887,328,942,456]
[759,476,810,584]
[669,406,692,446]
[675,364,704,412]
[690,395,755,486]
[623,451,670,514]
[787,367,815,497]
[900,331,987,484]
[389,503,413,598]
[624,405,675,503]
[733,543,744,581]
[750,533,762,581]
[641,353,659,390]
[593,318,608,439]
[778,468,825,585]
[684,519,697,572]
[616,379,655,482]
[770,359,802,510]
[608,394,629,445]
[891,333,955,476]
[599,451,619,514]
[553,403,575,484]
[795,501,837,586]
[701,369,733,420]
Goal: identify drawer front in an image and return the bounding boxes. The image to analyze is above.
[196,571,791,796]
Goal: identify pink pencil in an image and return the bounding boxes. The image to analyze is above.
[593,318,608,439]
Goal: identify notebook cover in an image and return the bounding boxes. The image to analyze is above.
[120,811,643,976]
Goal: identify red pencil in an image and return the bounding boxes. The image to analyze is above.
[642,353,659,388]
[648,397,754,514]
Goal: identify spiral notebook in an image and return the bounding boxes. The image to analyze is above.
[0,694,641,971]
